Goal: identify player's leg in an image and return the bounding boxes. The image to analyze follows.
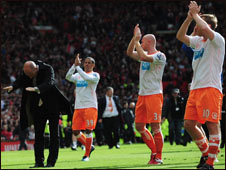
[72,109,86,148]
[184,89,209,168]
[199,88,223,169]
[71,133,78,150]
[204,122,221,168]
[82,108,97,161]
[151,123,163,164]
[136,123,156,153]
[148,94,164,163]
[135,96,157,156]
[82,129,93,161]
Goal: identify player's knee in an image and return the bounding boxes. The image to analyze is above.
[151,123,161,133]
[135,124,144,132]
[85,129,92,134]
[184,120,194,131]
[153,128,161,135]
[73,130,80,136]
[205,121,220,134]
[184,121,189,130]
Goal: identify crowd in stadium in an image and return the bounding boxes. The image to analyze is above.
[1,1,225,145]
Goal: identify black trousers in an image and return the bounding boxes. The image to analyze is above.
[102,116,120,147]
[33,108,59,165]
[169,119,183,145]
[19,129,28,150]
[94,121,105,146]
[124,122,135,143]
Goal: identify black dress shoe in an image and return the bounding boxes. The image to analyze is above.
[115,144,120,149]
[108,145,114,149]
[29,163,44,168]
[45,163,55,167]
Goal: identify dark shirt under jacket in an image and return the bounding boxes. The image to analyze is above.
[164,96,185,122]
[163,95,185,145]
[10,60,72,166]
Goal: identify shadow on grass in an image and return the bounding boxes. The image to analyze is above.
[75,162,197,169]
[3,161,225,169]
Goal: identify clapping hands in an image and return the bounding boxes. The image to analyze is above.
[133,24,142,42]
[189,1,201,16]
[74,53,82,66]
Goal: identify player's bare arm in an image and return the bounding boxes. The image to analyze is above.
[176,10,193,46]
[134,41,154,63]
[189,1,215,40]
[127,24,140,61]
[134,27,154,63]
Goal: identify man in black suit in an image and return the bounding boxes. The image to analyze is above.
[162,88,185,145]
[98,87,122,149]
[3,60,72,168]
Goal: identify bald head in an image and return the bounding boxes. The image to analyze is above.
[141,34,156,50]
[129,102,135,109]
[23,61,38,78]
[143,34,156,45]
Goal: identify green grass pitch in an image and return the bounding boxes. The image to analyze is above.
[1,142,225,169]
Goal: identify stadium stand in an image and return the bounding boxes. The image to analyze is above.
[1,1,225,142]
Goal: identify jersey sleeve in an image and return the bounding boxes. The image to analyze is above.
[76,66,100,83]
[188,35,201,49]
[211,32,225,48]
[152,53,166,64]
[65,65,77,83]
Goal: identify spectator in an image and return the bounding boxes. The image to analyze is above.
[1,1,224,146]
[181,83,192,146]
[162,88,185,145]
[98,87,122,149]
[121,101,136,144]
[28,125,35,140]
[94,111,105,146]
[1,124,13,141]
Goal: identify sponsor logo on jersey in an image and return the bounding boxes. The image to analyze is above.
[76,80,88,87]
[193,48,204,60]
[142,62,150,70]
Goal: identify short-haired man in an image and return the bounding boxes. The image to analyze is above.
[176,1,225,169]
[127,24,166,165]
[66,54,100,161]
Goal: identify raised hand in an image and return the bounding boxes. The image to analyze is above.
[187,11,193,20]
[133,24,141,42]
[74,53,82,66]
[189,1,201,16]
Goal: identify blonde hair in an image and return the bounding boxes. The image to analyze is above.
[200,14,218,30]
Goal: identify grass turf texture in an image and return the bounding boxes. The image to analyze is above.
[1,142,225,169]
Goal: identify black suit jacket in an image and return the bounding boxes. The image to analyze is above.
[10,60,72,130]
[163,95,185,121]
[98,95,122,119]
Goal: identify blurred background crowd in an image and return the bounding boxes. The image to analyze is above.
[1,1,225,147]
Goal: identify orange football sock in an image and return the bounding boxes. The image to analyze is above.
[84,134,93,157]
[76,132,86,146]
[154,131,164,160]
[206,135,221,166]
[140,128,156,154]
[195,136,209,157]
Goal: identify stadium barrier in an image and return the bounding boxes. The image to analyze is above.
[1,140,34,151]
